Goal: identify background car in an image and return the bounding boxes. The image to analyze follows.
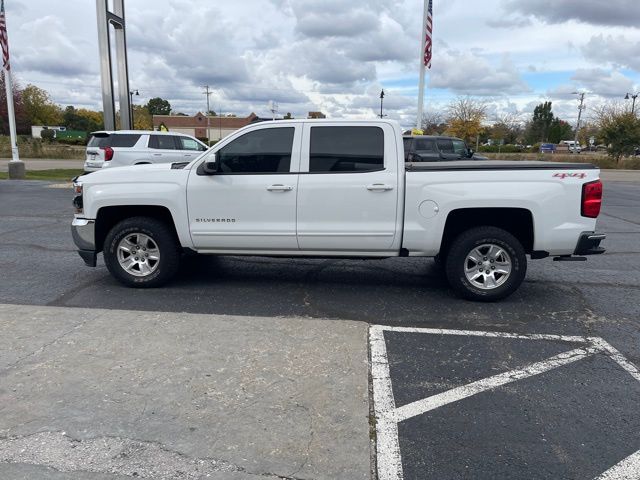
[403,135,488,162]
[84,131,208,172]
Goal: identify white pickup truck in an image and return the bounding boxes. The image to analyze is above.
[71,119,605,301]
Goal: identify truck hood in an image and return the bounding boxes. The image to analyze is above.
[78,162,188,186]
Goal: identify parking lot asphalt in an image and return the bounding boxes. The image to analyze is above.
[1,177,639,479]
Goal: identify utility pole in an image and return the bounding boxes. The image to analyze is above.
[573,92,585,152]
[203,85,212,140]
[625,92,638,115]
[379,89,385,118]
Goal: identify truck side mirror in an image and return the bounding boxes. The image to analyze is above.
[202,154,218,175]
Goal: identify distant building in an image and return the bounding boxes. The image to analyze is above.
[31,126,66,138]
[308,111,326,119]
[152,113,258,141]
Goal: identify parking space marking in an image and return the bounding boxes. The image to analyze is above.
[393,346,597,423]
[595,449,640,480]
[370,325,640,480]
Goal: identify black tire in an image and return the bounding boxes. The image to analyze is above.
[445,226,527,302]
[103,216,181,288]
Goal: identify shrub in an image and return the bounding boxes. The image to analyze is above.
[40,129,55,142]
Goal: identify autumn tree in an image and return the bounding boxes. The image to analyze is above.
[22,84,63,126]
[63,106,103,132]
[593,103,640,162]
[132,104,153,130]
[145,97,171,116]
[444,97,486,143]
[0,73,30,135]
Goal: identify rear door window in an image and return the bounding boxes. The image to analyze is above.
[414,139,436,152]
[436,139,454,153]
[149,135,178,150]
[88,134,141,148]
[309,126,384,173]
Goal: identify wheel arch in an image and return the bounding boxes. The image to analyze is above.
[440,208,534,257]
[95,205,178,252]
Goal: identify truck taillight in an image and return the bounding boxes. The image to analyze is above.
[101,146,114,161]
[582,180,602,218]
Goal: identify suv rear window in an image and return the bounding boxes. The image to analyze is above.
[88,134,141,148]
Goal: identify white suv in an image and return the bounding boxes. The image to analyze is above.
[84,131,208,172]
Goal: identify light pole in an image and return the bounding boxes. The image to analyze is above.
[129,89,139,128]
[572,91,585,152]
[625,92,639,115]
[379,89,385,118]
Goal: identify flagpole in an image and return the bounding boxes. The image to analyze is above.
[4,69,19,162]
[1,0,23,178]
[416,0,428,130]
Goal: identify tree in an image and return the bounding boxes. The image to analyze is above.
[63,106,103,132]
[444,97,486,143]
[21,84,63,126]
[598,111,640,163]
[420,111,445,135]
[548,118,573,144]
[283,112,293,119]
[145,97,171,116]
[525,102,554,143]
[132,104,153,130]
[0,72,30,135]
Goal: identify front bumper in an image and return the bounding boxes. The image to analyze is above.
[574,231,606,256]
[71,218,97,267]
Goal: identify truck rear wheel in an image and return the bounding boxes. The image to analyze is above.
[103,216,181,288]
[445,226,526,301]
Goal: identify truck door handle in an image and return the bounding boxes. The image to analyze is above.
[367,184,394,191]
[153,153,162,156]
[267,184,293,192]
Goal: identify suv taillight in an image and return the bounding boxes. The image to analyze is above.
[582,180,602,218]
[101,146,114,161]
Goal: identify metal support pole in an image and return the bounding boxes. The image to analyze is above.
[96,0,131,130]
[573,92,585,152]
[112,0,131,130]
[96,0,115,130]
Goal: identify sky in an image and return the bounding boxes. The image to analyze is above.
[5,0,640,129]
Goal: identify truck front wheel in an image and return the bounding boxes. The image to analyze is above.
[445,226,527,301]
[103,216,181,288]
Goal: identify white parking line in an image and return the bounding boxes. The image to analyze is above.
[394,346,597,423]
[370,325,640,480]
[595,449,640,480]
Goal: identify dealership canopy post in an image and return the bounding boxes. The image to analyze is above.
[96,0,132,130]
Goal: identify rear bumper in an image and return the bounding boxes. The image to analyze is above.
[71,218,97,267]
[574,231,606,256]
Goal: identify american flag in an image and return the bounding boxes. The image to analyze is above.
[0,0,10,71]
[423,0,433,69]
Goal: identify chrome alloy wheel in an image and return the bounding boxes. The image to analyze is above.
[464,243,512,290]
[116,233,160,277]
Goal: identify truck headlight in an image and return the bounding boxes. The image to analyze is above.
[72,181,83,214]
